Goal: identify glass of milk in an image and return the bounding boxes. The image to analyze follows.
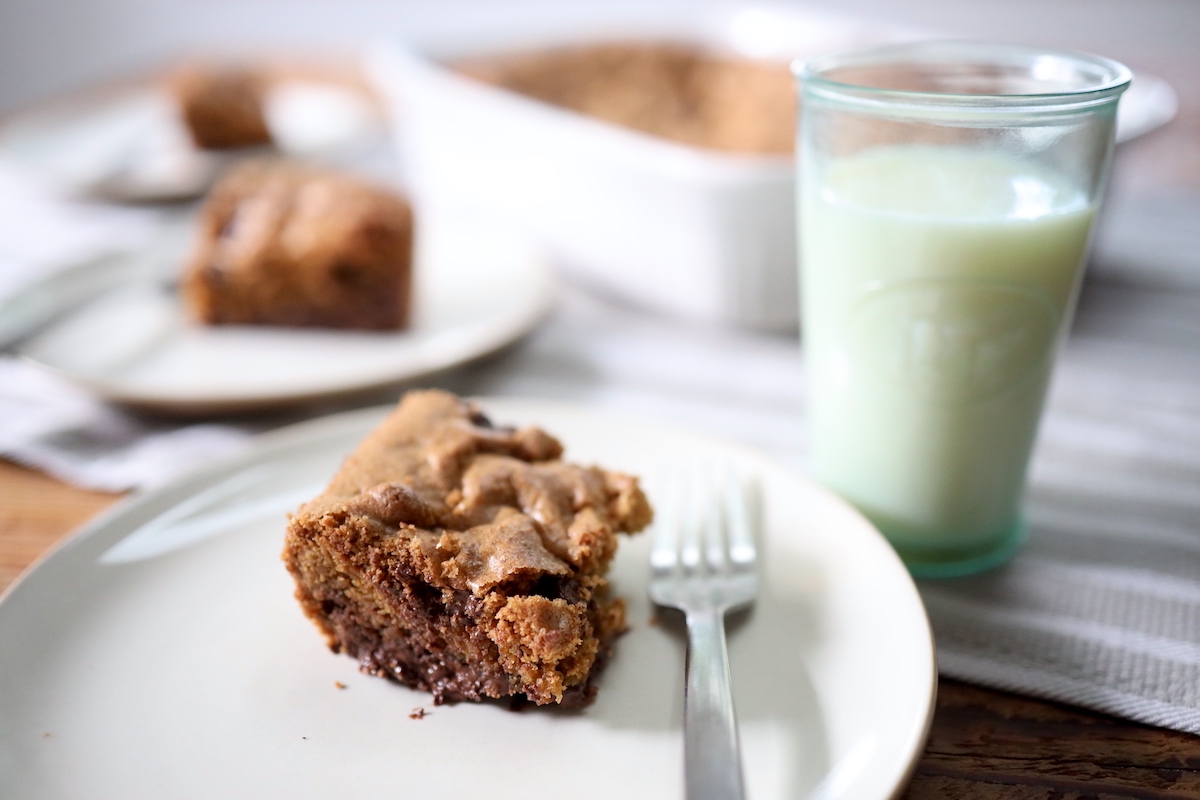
[795,42,1130,577]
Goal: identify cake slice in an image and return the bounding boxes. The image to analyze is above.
[283,390,652,706]
[169,64,273,150]
[182,160,413,330]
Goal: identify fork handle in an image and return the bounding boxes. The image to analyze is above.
[684,608,745,800]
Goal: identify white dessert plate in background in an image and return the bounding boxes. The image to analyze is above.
[0,399,935,800]
[0,81,384,202]
[15,207,556,414]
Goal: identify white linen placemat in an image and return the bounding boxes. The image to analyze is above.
[0,163,157,298]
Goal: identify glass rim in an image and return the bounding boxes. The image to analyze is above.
[794,41,1132,111]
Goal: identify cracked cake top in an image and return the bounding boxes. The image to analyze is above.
[291,390,652,596]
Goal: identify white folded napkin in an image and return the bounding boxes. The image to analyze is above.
[0,357,251,492]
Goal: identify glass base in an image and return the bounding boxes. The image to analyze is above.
[890,520,1028,579]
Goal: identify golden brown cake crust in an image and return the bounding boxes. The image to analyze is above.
[455,42,795,155]
[282,390,652,706]
[182,160,413,330]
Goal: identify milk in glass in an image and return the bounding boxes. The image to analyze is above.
[801,145,1095,558]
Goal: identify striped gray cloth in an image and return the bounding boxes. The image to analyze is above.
[922,280,1200,734]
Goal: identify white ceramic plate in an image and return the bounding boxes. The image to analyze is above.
[0,83,384,202]
[16,209,555,414]
[0,399,935,800]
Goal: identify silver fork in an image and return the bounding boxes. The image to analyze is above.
[650,465,759,800]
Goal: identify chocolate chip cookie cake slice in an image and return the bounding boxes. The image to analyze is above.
[182,159,413,331]
[283,390,652,706]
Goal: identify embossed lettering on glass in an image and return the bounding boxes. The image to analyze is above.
[796,43,1130,577]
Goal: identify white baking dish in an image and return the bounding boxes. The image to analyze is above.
[368,4,1174,331]
[366,2,922,332]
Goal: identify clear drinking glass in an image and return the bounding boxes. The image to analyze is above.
[795,42,1131,577]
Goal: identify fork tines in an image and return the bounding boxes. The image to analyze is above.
[650,464,758,611]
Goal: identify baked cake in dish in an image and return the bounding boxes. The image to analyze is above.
[283,390,652,706]
[170,64,273,150]
[455,42,795,155]
[182,160,413,330]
